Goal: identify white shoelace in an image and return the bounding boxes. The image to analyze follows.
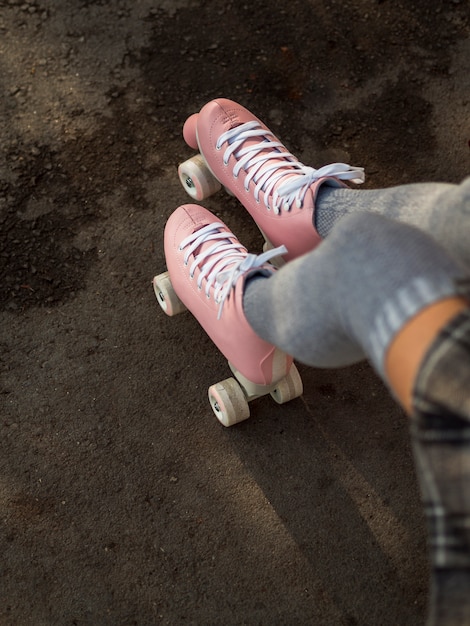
[179,222,286,319]
[216,121,365,214]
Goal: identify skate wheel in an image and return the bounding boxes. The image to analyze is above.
[153,271,186,316]
[270,363,303,404]
[208,378,250,427]
[182,113,199,149]
[178,155,221,201]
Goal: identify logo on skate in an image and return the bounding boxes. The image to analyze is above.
[222,113,240,128]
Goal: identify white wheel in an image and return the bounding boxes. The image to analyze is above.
[208,378,250,427]
[153,272,186,316]
[178,155,221,201]
[270,363,303,404]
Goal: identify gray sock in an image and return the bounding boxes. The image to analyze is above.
[244,212,466,381]
[315,179,470,270]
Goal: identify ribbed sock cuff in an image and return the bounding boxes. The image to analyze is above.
[367,275,461,377]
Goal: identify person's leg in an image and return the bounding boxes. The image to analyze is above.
[243,212,470,625]
[387,299,470,625]
[315,178,470,269]
[407,310,470,626]
[243,211,467,380]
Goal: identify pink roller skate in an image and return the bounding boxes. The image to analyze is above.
[178,98,365,263]
[153,204,303,426]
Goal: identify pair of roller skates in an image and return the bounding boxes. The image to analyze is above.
[153,98,364,426]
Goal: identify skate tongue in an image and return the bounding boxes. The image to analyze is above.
[181,222,249,293]
[188,224,240,261]
[220,122,365,212]
[227,120,244,131]
[215,245,287,319]
[278,163,366,194]
[219,122,306,210]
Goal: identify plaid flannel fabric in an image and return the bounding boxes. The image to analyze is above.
[412,305,470,571]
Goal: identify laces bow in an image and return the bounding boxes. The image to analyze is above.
[179,222,286,319]
[217,121,365,214]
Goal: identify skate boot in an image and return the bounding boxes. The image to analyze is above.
[178,98,365,263]
[153,204,303,426]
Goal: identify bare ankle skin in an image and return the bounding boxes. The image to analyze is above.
[385,297,469,415]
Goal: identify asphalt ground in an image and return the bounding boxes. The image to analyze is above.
[1,0,469,624]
